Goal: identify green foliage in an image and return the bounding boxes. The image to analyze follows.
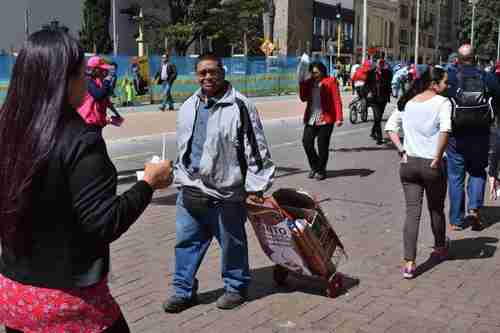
[143,0,264,56]
[80,0,113,54]
[459,0,500,59]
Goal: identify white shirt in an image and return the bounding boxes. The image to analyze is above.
[161,63,169,80]
[308,84,322,126]
[385,95,452,159]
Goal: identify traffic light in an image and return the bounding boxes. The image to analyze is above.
[120,5,140,20]
[335,3,342,19]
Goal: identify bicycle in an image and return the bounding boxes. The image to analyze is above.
[349,95,369,124]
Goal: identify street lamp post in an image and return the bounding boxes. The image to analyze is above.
[471,0,478,49]
[362,0,367,63]
[112,0,118,56]
[497,19,500,62]
[415,0,420,64]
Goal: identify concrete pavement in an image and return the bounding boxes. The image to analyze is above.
[104,122,500,333]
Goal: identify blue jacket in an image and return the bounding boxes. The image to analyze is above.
[447,64,500,99]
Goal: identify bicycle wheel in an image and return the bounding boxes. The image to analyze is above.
[360,102,368,122]
[349,104,358,124]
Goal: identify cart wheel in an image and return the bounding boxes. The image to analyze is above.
[326,273,343,298]
[273,265,289,286]
[349,104,358,124]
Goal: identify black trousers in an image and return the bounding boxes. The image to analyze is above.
[5,314,130,333]
[302,124,334,173]
[370,102,387,140]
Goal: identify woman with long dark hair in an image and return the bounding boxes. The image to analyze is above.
[299,61,343,181]
[385,66,451,279]
[0,30,172,332]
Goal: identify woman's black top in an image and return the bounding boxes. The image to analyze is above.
[0,111,153,289]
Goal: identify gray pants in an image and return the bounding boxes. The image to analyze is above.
[400,156,447,261]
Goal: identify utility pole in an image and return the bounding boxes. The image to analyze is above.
[497,19,500,62]
[471,0,478,49]
[434,0,441,64]
[362,0,367,63]
[137,7,144,57]
[112,0,118,56]
[24,8,30,40]
[415,0,421,64]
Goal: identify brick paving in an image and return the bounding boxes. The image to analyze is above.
[4,96,500,332]
[106,116,500,332]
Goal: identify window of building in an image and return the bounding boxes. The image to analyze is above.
[401,5,409,19]
[314,17,321,35]
[400,29,408,44]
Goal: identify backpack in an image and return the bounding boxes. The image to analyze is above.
[450,66,494,133]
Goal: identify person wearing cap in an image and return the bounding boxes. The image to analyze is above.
[77,56,123,128]
[155,53,177,111]
[366,58,393,145]
[446,45,500,231]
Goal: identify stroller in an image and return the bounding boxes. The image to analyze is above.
[247,188,346,297]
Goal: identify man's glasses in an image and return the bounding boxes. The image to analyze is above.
[197,68,222,77]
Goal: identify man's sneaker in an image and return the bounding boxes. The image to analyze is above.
[216,292,247,310]
[315,172,327,181]
[402,261,416,279]
[159,106,166,112]
[469,209,484,231]
[162,295,198,313]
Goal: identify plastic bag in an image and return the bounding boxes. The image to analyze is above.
[297,53,311,83]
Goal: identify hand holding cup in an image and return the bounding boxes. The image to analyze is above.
[143,160,173,190]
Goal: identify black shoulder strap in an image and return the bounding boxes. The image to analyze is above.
[235,98,264,177]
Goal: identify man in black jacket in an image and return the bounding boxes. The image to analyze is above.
[366,58,393,145]
[155,53,177,111]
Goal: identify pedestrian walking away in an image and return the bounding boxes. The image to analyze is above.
[446,44,500,231]
[385,66,451,279]
[299,61,343,181]
[163,53,275,313]
[155,52,177,111]
[0,29,173,332]
[366,58,393,145]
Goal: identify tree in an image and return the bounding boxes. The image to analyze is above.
[458,0,500,59]
[216,0,264,56]
[80,0,113,54]
[142,0,264,56]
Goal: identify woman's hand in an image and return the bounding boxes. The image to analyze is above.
[430,158,441,169]
[489,176,499,200]
[143,160,173,190]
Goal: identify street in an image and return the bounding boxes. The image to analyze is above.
[93,95,500,332]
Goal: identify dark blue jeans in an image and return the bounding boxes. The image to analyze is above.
[161,82,174,109]
[173,192,250,299]
[446,134,489,226]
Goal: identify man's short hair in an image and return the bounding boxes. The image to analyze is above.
[458,44,474,63]
[195,52,224,71]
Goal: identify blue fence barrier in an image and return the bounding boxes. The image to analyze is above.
[0,55,334,106]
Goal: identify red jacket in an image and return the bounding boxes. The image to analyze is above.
[299,77,343,125]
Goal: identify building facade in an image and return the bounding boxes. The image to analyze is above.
[353,0,400,62]
[273,0,354,58]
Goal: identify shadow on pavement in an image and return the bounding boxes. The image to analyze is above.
[150,192,178,206]
[448,237,498,260]
[275,166,308,179]
[197,266,360,304]
[325,168,375,179]
[414,237,498,278]
[478,206,500,229]
[332,145,396,153]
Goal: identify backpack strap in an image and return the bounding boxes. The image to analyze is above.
[235,98,264,178]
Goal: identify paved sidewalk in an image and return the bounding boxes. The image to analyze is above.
[103,129,500,332]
